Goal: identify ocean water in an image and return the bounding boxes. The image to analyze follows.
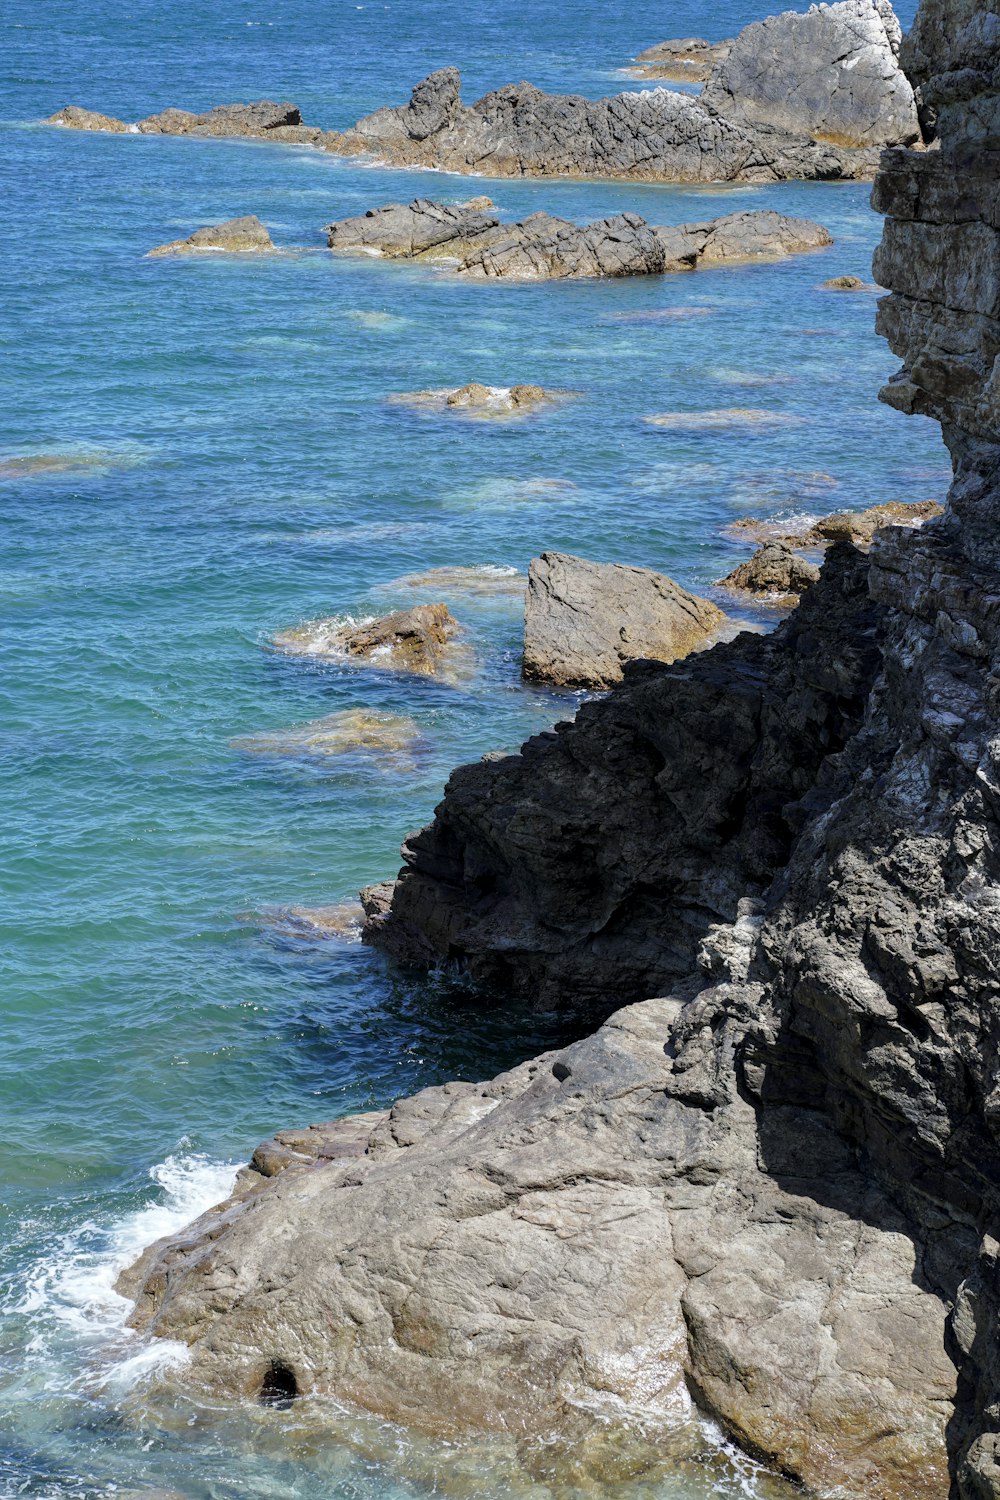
[1,0,947,1495]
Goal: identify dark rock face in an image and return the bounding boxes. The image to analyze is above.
[325,199,832,279]
[324,65,884,182]
[702,0,920,148]
[370,545,882,1004]
[522,551,728,689]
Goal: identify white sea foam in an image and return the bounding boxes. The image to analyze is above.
[16,1151,237,1388]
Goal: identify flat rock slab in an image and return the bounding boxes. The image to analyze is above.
[325,200,831,280]
[523,551,728,689]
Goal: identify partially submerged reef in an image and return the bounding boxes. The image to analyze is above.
[49,0,923,184]
[108,0,1000,1498]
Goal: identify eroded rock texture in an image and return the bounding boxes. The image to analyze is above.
[119,1,1000,1495]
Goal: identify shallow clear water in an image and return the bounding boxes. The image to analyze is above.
[1,0,946,1494]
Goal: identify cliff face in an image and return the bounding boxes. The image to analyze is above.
[119,2,1000,1496]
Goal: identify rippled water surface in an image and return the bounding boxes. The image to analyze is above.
[2,0,944,1494]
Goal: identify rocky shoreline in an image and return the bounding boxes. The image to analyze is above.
[86,0,1000,1496]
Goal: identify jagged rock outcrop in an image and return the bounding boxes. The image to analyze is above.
[522,552,729,688]
[702,0,920,148]
[716,539,820,602]
[325,199,832,279]
[147,215,275,257]
[117,1,1000,1495]
[323,64,883,182]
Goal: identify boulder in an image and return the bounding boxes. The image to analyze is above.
[522,551,728,690]
[46,105,129,132]
[273,603,464,679]
[629,37,733,83]
[146,215,275,257]
[717,541,821,601]
[701,0,921,149]
[824,273,868,289]
[324,199,831,280]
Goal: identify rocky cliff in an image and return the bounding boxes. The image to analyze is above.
[118,1,1000,1496]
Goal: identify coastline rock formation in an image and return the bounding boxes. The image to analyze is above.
[628,37,733,83]
[522,552,729,688]
[48,2,920,186]
[326,199,833,280]
[716,539,820,603]
[147,215,275,257]
[323,65,883,183]
[116,0,1000,1496]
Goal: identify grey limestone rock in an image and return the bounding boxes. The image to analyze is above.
[323,66,883,182]
[324,199,832,280]
[522,551,728,689]
[702,0,921,149]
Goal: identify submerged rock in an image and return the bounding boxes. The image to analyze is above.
[716,540,821,603]
[325,199,832,280]
[273,604,464,679]
[523,551,728,690]
[380,565,527,598]
[628,37,733,83]
[147,215,275,257]
[645,407,804,432]
[389,384,567,419]
[229,709,423,763]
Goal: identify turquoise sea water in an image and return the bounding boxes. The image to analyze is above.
[2,1,947,1495]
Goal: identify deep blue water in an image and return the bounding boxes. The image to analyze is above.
[0,0,945,1495]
